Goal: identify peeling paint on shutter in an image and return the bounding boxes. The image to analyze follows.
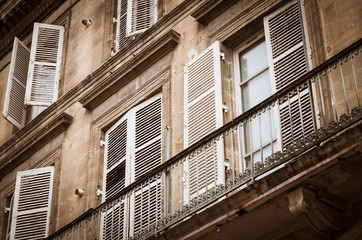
[132,94,162,235]
[3,38,30,129]
[184,41,225,199]
[25,23,64,106]
[126,0,157,36]
[264,0,315,149]
[116,0,133,51]
[10,166,54,240]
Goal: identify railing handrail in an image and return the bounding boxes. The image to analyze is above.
[46,38,362,239]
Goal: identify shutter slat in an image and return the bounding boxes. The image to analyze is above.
[10,167,54,240]
[184,41,224,199]
[25,23,64,106]
[3,38,30,128]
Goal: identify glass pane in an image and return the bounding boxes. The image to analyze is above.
[241,70,271,111]
[239,41,269,81]
[31,106,46,119]
[244,111,277,154]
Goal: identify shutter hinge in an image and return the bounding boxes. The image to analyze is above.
[224,161,230,172]
[100,140,106,147]
[5,207,11,213]
[113,17,118,23]
[222,104,228,113]
[220,52,225,61]
[96,189,103,197]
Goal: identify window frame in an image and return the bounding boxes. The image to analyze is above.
[233,34,282,171]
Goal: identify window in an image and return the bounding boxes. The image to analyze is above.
[114,0,157,53]
[2,23,64,129]
[235,0,315,169]
[184,41,225,200]
[9,166,55,239]
[238,40,278,168]
[102,93,162,238]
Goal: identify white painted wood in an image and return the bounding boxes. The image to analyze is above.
[116,0,133,52]
[103,94,162,237]
[184,41,225,201]
[10,166,54,240]
[126,0,157,37]
[3,38,30,129]
[264,0,316,149]
[25,23,64,106]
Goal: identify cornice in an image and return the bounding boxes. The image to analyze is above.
[0,112,72,179]
[190,0,239,25]
[0,0,66,59]
[78,29,180,110]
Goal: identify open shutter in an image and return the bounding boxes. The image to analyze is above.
[126,0,157,36]
[25,23,64,106]
[10,166,54,240]
[264,0,315,148]
[116,0,133,51]
[2,38,30,129]
[184,41,225,200]
[131,94,162,235]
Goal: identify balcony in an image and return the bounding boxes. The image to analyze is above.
[46,39,362,240]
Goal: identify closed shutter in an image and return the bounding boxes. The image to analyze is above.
[25,23,64,106]
[103,116,130,239]
[2,38,30,129]
[132,94,162,235]
[126,0,157,36]
[104,116,130,201]
[264,0,314,148]
[116,0,133,51]
[104,201,126,240]
[10,166,54,240]
[184,41,225,199]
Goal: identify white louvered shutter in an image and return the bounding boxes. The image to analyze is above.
[116,0,133,51]
[264,0,315,148]
[184,41,225,200]
[10,166,54,240]
[103,115,130,239]
[103,201,126,240]
[3,38,30,129]
[131,94,162,235]
[126,0,157,36]
[104,115,130,201]
[25,23,64,106]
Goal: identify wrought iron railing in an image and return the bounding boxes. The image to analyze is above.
[46,39,362,240]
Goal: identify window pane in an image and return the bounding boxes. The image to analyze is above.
[239,41,269,81]
[241,70,271,111]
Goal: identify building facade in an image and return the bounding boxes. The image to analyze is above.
[0,0,361,239]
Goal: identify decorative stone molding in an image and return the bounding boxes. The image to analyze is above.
[190,0,239,25]
[79,30,180,110]
[287,187,347,236]
[0,113,72,179]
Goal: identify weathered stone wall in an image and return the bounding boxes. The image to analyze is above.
[0,0,361,236]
